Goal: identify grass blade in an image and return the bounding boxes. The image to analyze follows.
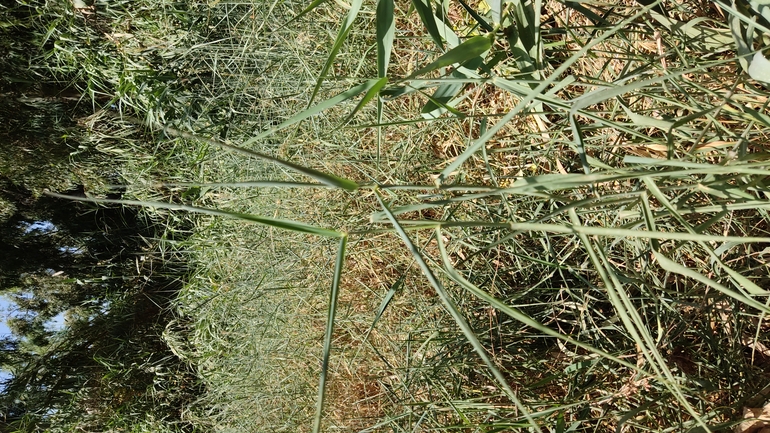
[308,0,364,105]
[312,235,348,433]
[457,0,493,32]
[654,250,770,314]
[122,116,359,191]
[375,190,543,433]
[158,181,330,189]
[375,0,395,166]
[432,227,649,375]
[343,77,388,124]
[284,0,330,26]
[411,0,444,49]
[376,0,395,78]
[510,0,543,78]
[44,193,345,238]
[245,79,384,146]
[568,208,713,433]
[407,35,491,79]
[643,177,769,298]
[360,274,404,347]
[420,83,467,118]
[439,6,656,183]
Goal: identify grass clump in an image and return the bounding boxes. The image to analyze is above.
[179,0,770,431]
[142,0,770,431]
[21,0,770,431]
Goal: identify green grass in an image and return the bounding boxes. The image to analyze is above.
[48,0,770,431]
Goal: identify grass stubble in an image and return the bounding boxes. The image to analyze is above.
[72,0,770,431]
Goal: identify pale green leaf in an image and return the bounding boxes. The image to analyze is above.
[312,236,348,433]
[245,79,383,146]
[749,52,770,83]
[44,193,345,238]
[407,35,491,79]
[375,191,542,432]
[308,0,364,104]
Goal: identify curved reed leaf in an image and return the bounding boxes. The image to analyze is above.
[284,0,331,26]
[376,0,395,78]
[568,208,713,433]
[117,116,359,191]
[438,5,658,183]
[44,192,345,238]
[411,0,444,49]
[308,0,363,105]
[344,77,388,124]
[407,34,492,79]
[643,177,769,299]
[456,0,493,32]
[244,79,385,148]
[432,227,649,376]
[375,190,543,433]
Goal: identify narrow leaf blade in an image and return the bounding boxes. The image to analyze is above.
[44,193,345,238]
[408,35,491,79]
[312,236,348,433]
[376,0,396,78]
[308,0,364,104]
[246,80,380,145]
[412,0,444,49]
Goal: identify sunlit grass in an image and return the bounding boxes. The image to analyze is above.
[49,0,770,431]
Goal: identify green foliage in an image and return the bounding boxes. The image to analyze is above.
[6,0,770,432]
[160,0,770,431]
[0,191,201,432]
[720,0,770,81]
[0,1,213,431]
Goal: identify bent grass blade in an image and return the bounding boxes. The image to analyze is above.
[244,79,385,149]
[284,0,330,26]
[307,0,363,105]
[567,208,713,433]
[643,177,769,298]
[432,227,647,373]
[438,4,677,184]
[159,123,359,191]
[44,193,345,239]
[376,0,395,165]
[406,34,492,79]
[343,77,388,125]
[411,0,444,49]
[375,190,543,433]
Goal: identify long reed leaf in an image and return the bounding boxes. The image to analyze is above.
[375,190,543,432]
[411,0,444,49]
[568,208,713,433]
[118,116,359,191]
[376,0,395,78]
[432,227,652,376]
[312,235,348,433]
[439,5,658,183]
[407,35,491,79]
[308,0,363,104]
[44,192,345,238]
[245,79,384,146]
[643,177,769,298]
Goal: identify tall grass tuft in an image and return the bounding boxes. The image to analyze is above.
[43,0,770,431]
